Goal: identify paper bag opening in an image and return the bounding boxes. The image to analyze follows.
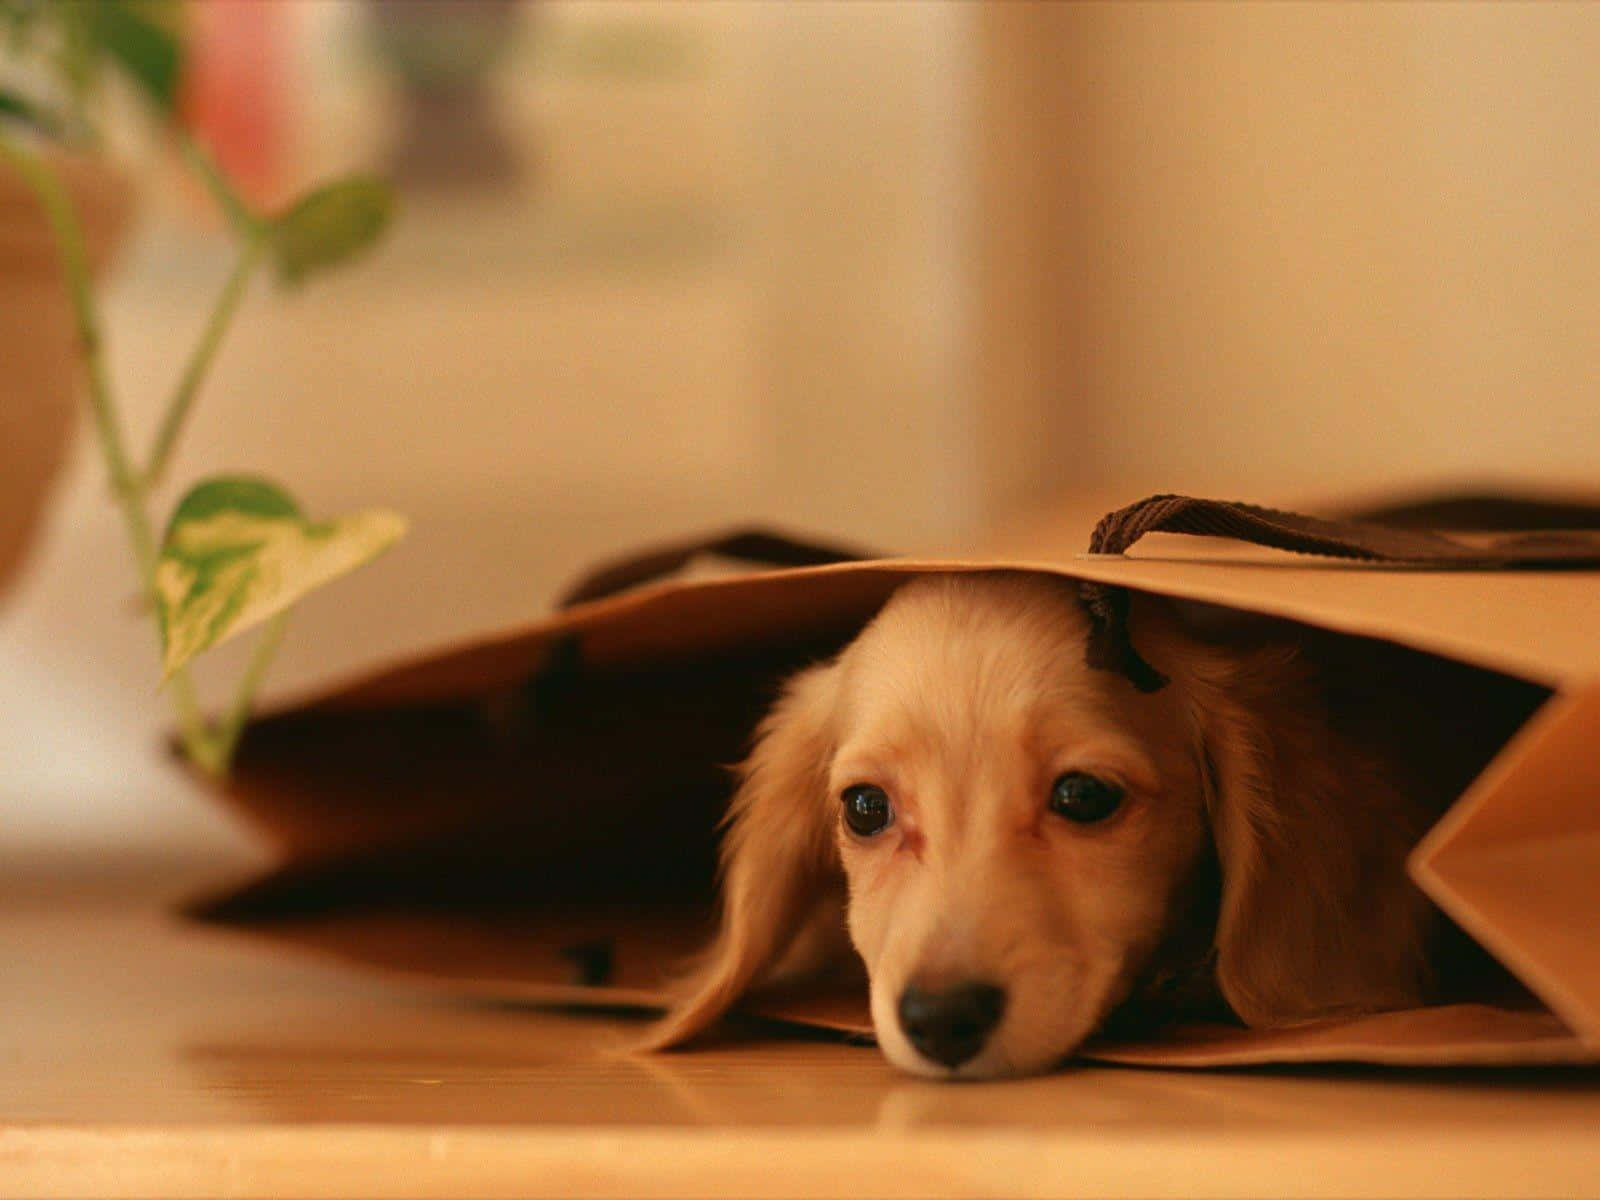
[185,548,1600,1069]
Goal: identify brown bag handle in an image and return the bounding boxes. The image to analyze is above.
[1089,494,1600,568]
[557,527,874,610]
[1081,493,1600,693]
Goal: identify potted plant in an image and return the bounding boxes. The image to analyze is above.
[1,0,405,776]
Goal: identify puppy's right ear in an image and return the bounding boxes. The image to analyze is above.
[641,661,841,1049]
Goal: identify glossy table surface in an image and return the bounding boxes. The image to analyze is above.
[4,855,1600,1199]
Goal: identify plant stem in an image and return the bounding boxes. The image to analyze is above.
[142,232,263,487]
[208,612,288,773]
[178,134,259,241]
[0,130,219,772]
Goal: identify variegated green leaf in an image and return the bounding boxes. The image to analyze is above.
[90,0,184,114]
[269,176,394,284]
[0,86,62,137]
[155,476,407,679]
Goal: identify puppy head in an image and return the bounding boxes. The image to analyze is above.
[827,574,1215,1076]
[645,573,1211,1075]
[646,573,1436,1077]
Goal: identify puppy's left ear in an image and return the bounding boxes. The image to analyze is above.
[641,661,841,1049]
[1179,643,1438,1027]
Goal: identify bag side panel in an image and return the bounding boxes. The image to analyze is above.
[1412,680,1600,1047]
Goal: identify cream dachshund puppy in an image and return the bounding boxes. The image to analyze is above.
[643,572,1533,1078]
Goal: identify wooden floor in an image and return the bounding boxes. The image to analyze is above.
[3,856,1600,1199]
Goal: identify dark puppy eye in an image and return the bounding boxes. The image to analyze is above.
[842,784,894,836]
[1049,772,1123,824]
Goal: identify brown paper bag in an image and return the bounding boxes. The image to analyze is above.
[187,496,1600,1068]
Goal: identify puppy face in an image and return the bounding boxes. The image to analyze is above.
[826,575,1209,1076]
[646,571,1444,1077]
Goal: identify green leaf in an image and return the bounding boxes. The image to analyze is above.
[269,177,394,284]
[2,0,43,49]
[0,86,63,138]
[154,476,407,679]
[53,0,99,106]
[89,0,184,114]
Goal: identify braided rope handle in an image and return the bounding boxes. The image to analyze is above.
[1081,493,1600,692]
[1089,493,1600,568]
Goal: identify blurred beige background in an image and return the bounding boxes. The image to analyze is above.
[2,1,1597,855]
[980,1,1600,509]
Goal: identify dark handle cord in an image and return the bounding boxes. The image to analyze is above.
[1089,493,1600,568]
[557,528,873,610]
[1082,493,1600,693]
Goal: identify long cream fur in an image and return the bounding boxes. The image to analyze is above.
[643,572,1502,1075]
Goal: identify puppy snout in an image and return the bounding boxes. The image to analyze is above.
[897,981,1007,1069]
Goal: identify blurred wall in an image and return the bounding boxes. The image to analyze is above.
[983,2,1600,505]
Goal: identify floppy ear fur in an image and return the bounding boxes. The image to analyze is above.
[641,662,842,1049]
[1179,642,1439,1027]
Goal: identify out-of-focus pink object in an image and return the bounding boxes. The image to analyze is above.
[182,0,288,211]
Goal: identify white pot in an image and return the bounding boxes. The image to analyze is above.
[0,150,134,598]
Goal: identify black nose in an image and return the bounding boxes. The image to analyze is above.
[897,981,1007,1069]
